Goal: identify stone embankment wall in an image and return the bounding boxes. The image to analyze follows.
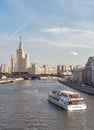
[59,81,94,95]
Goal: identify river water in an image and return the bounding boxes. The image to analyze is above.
[0,80,94,130]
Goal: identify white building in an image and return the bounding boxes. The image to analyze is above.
[0,64,9,73]
[57,65,73,75]
[11,37,30,73]
[31,63,40,75]
[31,63,57,75]
[43,65,49,74]
[49,67,57,74]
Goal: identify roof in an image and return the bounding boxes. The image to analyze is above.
[60,90,80,98]
[61,90,79,95]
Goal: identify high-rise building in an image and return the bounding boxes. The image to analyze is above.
[11,37,30,73]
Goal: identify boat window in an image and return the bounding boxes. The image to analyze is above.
[69,101,84,105]
[69,94,80,98]
[69,101,72,105]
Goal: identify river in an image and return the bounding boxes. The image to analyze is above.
[0,80,94,130]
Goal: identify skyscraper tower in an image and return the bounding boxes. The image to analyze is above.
[11,37,30,73]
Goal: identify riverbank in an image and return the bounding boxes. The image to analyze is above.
[0,77,24,84]
[58,80,94,95]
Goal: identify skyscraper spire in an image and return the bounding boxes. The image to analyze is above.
[20,36,22,44]
[19,36,23,50]
[11,37,30,73]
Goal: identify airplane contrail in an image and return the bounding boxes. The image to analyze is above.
[12,18,32,37]
[8,17,32,40]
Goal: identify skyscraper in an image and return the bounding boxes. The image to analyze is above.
[11,37,30,73]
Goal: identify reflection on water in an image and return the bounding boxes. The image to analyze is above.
[0,80,94,130]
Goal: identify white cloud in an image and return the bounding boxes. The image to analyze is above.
[43,27,94,34]
[1,26,94,50]
[43,28,62,33]
[42,27,94,48]
[70,51,78,56]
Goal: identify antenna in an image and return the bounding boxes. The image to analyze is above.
[20,36,22,43]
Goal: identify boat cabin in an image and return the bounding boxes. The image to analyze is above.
[52,90,80,98]
[60,91,80,98]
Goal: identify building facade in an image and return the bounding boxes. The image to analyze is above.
[30,63,57,75]
[11,37,30,73]
[83,57,94,84]
[0,64,9,73]
[72,67,84,82]
[57,65,73,76]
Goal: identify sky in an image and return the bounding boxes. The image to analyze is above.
[1,0,94,67]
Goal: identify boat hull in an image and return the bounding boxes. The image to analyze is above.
[48,96,87,111]
[48,96,68,110]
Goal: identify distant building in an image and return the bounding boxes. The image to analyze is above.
[43,65,49,74]
[31,63,57,75]
[83,57,94,84]
[31,63,40,75]
[57,65,73,75]
[0,64,9,73]
[72,66,84,82]
[11,37,30,73]
[57,65,62,75]
[49,67,57,75]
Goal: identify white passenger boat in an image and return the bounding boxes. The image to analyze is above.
[48,89,87,111]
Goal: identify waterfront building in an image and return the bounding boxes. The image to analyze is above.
[62,65,71,72]
[49,67,57,75]
[69,65,74,71]
[72,66,84,82]
[0,64,9,73]
[39,67,45,74]
[31,63,57,75]
[43,65,49,74]
[11,37,30,73]
[62,71,72,76]
[83,57,94,84]
[31,63,40,75]
[57,65,72,75]
[57,65,62,75]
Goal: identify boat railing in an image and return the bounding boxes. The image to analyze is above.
[68,100,85,105]
[51,90,81,99]
[59,92,80,98]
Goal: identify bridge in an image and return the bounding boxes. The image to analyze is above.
[24,74,62,80]
[11,72,65,80]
